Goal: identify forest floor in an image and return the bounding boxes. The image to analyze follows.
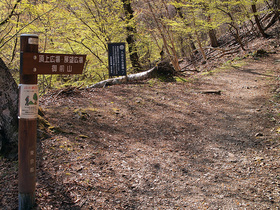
[1,37,280,209]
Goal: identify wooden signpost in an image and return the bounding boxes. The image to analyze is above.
[21,52,86,75]
[18,34,86,209]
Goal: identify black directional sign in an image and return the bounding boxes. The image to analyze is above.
[108,43,126,76]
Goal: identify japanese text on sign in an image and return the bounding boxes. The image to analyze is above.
[36,54,84,73]
[21,53,86,75]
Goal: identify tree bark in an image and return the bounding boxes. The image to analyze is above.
[0,57,18,156]
[122,0,143,72]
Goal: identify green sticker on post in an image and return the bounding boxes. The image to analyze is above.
[18,84,39,119]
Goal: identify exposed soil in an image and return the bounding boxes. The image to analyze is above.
[1,40,280,209]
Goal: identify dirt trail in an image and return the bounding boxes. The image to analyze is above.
[182,55,280,209]
[1,54,280,209]
[38,54,280,209]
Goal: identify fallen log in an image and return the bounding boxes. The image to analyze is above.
[200,90,222,95]
[88,60,175,88]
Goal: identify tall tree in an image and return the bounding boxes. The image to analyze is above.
[251,0,269,38]
[215,1,246,51]
[203,1,219,47]
[265,0,280,30]
[122,0,143,72]
[174,4,197,54]
[143,0,180,71]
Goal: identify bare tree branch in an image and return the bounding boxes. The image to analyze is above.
[0,6,58,50]
[0,0,22,26]
[67,38,107,68]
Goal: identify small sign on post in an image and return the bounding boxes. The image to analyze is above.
[18,34,86,210]
[108,43,126,76]
[18,84,39,119]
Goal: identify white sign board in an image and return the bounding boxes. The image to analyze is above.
[18,84,39,119]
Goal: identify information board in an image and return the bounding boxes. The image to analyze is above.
[108,43,126,76]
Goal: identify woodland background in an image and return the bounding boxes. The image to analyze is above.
[1,1,280,209]
[1,0,279,92]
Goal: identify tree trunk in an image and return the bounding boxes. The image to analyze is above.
[194,30,207,62]
[208,29,219,47]
[216,7,246,51]
[0,57,18,157]
[189,36,197,52]
[122,0,143,72]
[229,24,246,51]
[206,14,219,48]
[273,0,280,9]
[265,0,280,30]
[175,6,197,52]
[251,3,269,38]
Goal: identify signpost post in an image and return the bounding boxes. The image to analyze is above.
[18,34,86,209]
[18,34,39,210]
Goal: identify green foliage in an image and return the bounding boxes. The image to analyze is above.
[33,93,38,102]
[147,78,161,87]
[175,76,188,83]
[0,0,274,91]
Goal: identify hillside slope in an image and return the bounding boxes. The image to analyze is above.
[1,38,280,209]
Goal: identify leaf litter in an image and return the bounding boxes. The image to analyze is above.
[1,44,280,209]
